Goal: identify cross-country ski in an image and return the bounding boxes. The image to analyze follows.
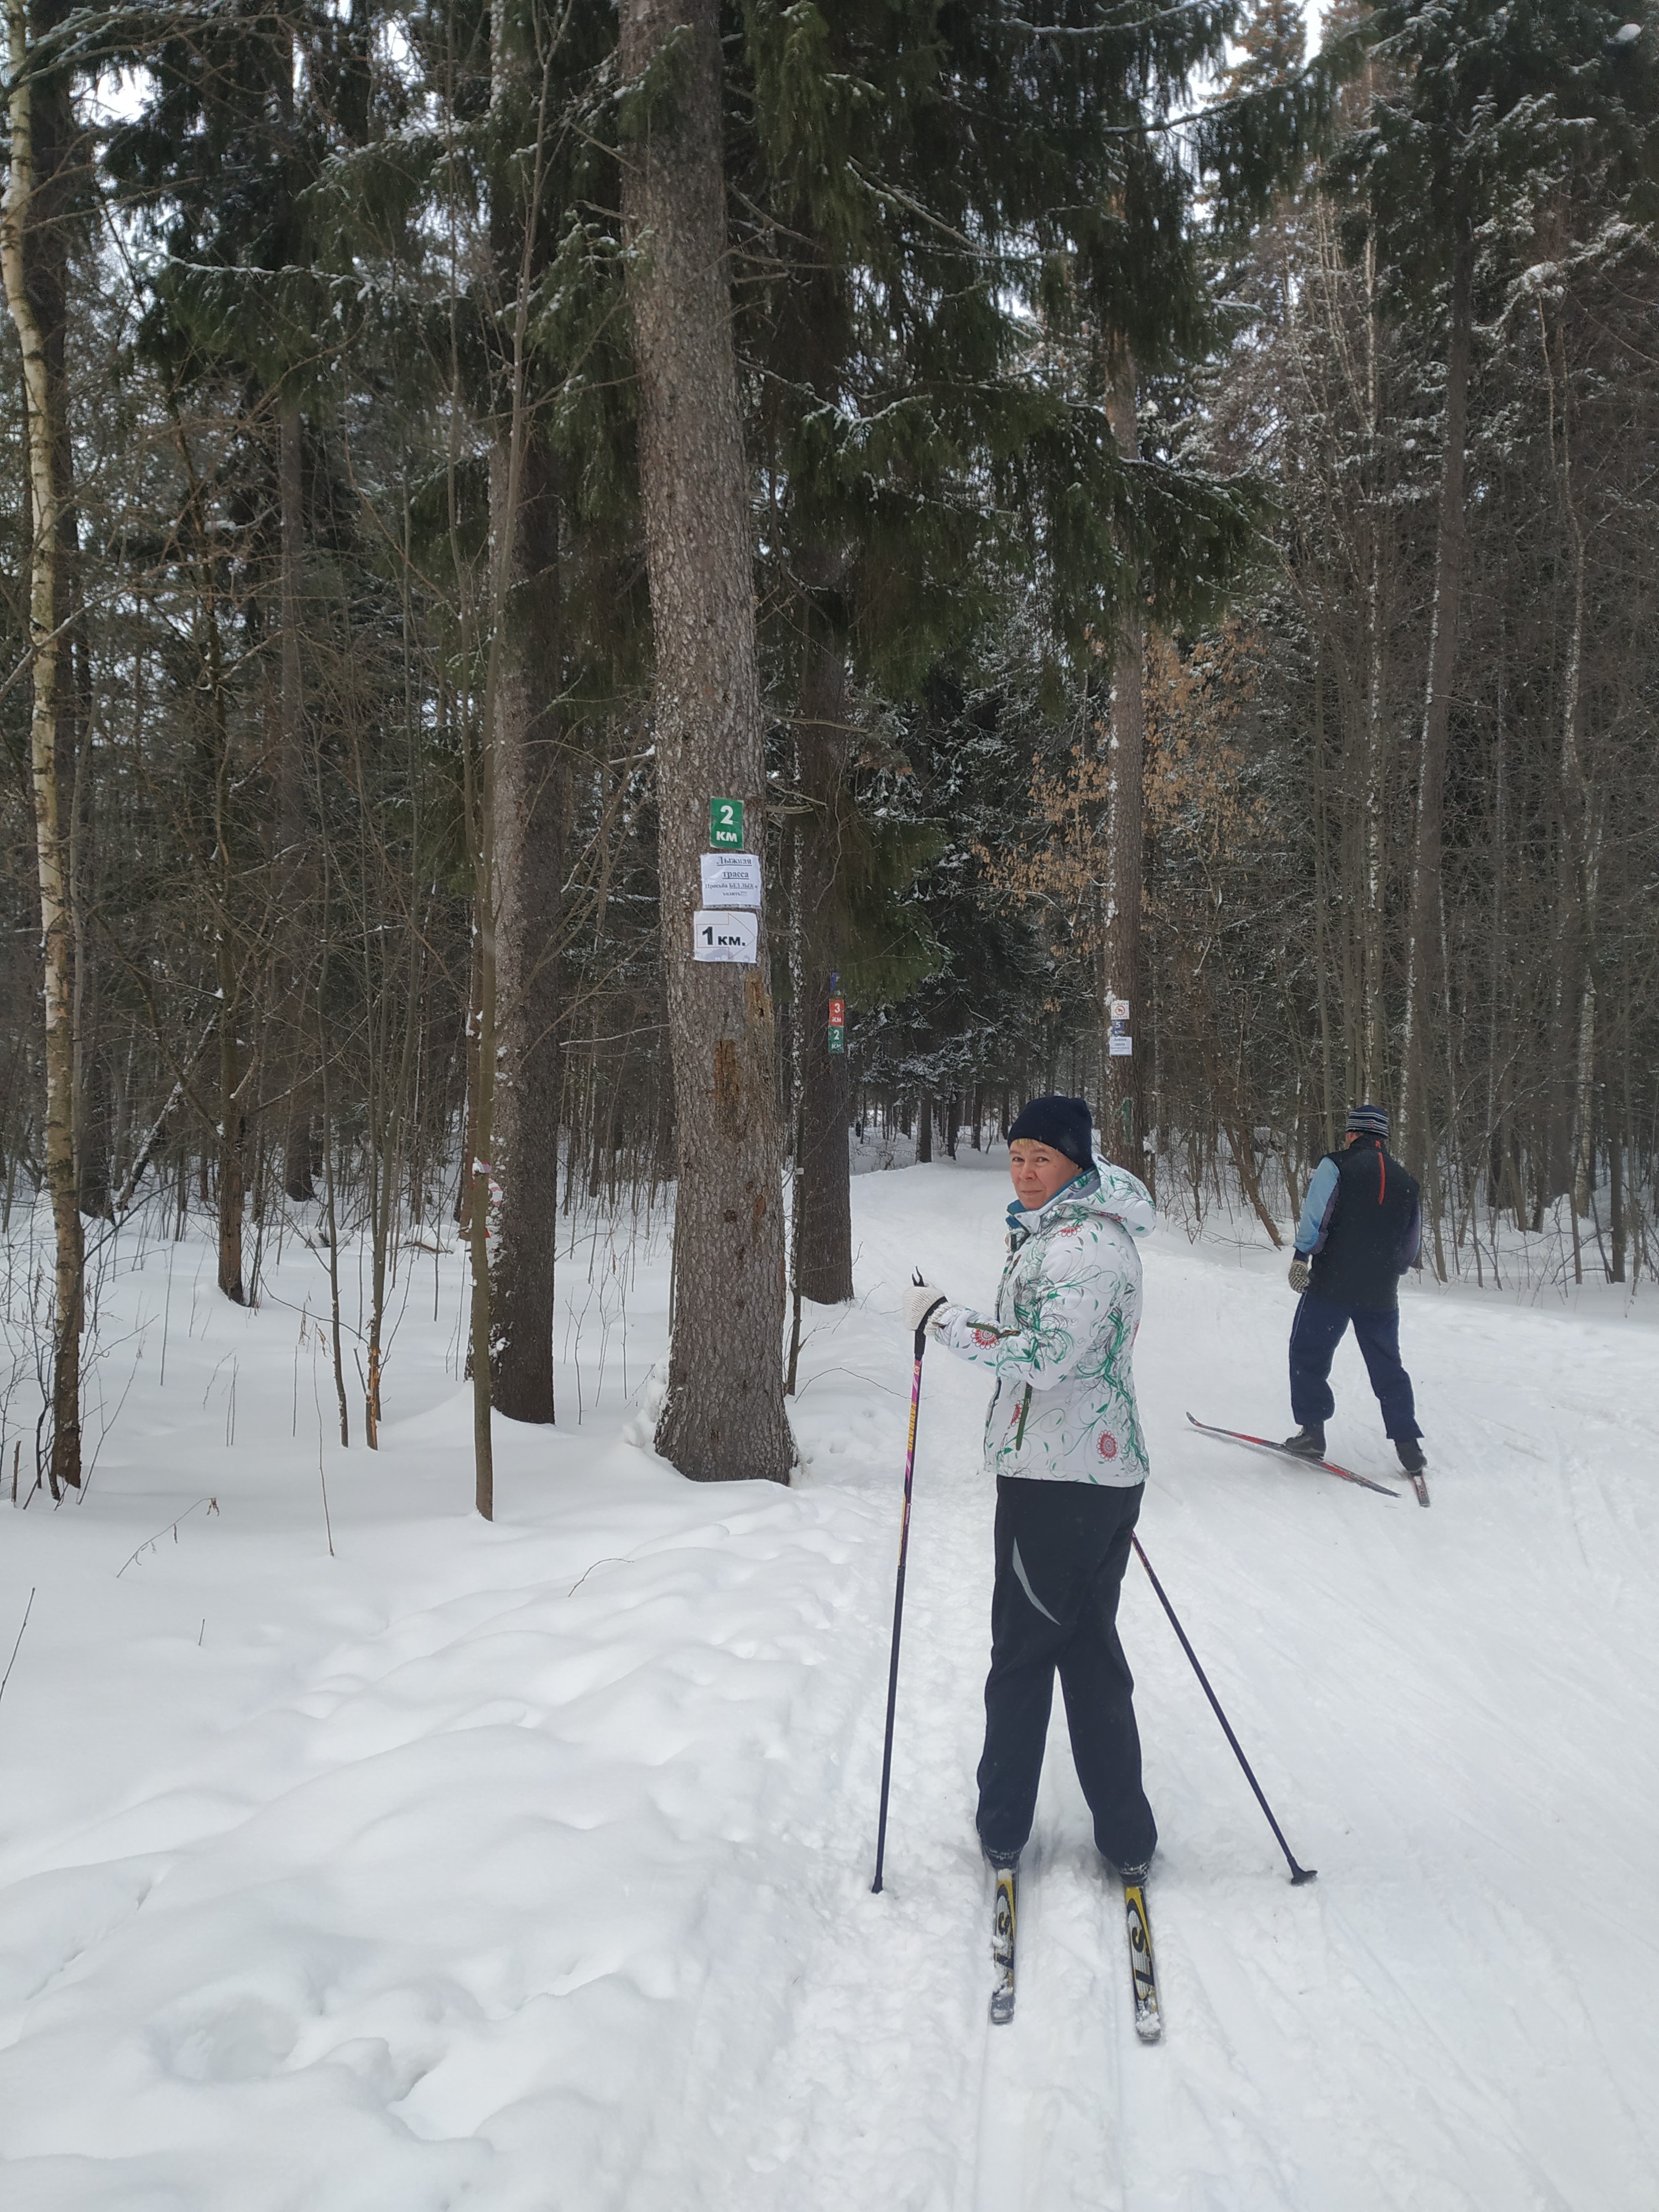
[1187,1413,1402,1498]
[1122,1875,1162,2042]
[989,1865,1018,2025]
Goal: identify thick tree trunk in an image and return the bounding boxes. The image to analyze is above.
[621,0,790,1484]
[792,597,853,1305]
[1400,233,1473,1167]
[2,0,80,1488]
[488,431,565,1422]
[1100,367,1148,1183]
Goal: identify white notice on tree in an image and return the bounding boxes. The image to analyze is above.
[699,852,764,907]
[692,909,759,964]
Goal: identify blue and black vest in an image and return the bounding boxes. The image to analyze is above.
[1309,1138,1420,1312]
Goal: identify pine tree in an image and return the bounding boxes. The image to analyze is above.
[620,0,792,1484]
[1339,0,1659,1183]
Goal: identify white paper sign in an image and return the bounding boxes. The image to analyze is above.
[699,851,764,908]
[1108,1035,1133,1057]
[692,909,759,964]
[1110,998,1130,1020]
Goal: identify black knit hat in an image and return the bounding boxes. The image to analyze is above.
[1345,1103,1389,1140]
[1006,1094,1094,1168]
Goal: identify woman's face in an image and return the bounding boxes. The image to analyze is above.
[1009,1141,1079,1212]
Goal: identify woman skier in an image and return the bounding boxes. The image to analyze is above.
[904,1093,1159,1886]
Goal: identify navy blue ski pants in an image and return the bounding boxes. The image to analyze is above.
[1289,1287,1421,1439]
[976,1475,1156,1871]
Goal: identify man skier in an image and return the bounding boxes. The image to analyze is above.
[1284,1103,1427,1477]
[904,1094,1159,1886]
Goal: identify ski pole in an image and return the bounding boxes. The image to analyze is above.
[871,1275,944,1893]
[1131,1535,1317,1886]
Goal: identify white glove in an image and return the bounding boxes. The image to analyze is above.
[902,1282,951,1334]
[1288,1255,1312,1295]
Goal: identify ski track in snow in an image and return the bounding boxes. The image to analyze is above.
[0,1155,1656,2208]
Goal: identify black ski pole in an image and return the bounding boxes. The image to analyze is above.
[872,1275,945,1893]
[1131,1534,1317,1885]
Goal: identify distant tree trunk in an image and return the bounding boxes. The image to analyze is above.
[622,0,790,1484]
[488,431,565,1422]
[793,589,853,1304]
[916,1096,932,1163]
[1101,363,1148,1182]
[1358,223,1387,1100]
[278,390,316,1202]
[2,0,80,1488]
[1400,231,1473,1169]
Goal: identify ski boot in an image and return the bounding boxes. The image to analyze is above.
[1281,1426,1326,1459]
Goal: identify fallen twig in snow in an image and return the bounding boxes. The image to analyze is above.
[114,1496,220,1578]
[0,1585,34,1705]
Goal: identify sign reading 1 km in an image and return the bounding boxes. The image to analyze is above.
[709,797,744,850]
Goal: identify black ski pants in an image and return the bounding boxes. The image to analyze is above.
[976,1474,1156,1871]
[1288,1287,1421,1440]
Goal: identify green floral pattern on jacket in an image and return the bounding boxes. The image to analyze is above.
[931,1162,1155,1488]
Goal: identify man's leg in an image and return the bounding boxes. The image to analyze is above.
[977,1477,1071,1863]
[1350,1306,1421,1440]
[1056,1483,1157,1869]
[1288,1287,1349,1431]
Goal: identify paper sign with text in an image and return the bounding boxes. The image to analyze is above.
[692,909,759,964]
[699,852,764,907]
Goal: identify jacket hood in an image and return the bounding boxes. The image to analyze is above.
[1008,1159,1157,1240]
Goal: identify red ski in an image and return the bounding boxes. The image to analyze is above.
[1187,1414,1401,1499]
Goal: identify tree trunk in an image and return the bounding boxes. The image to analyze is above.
[1,0,80,1488]
[1400,232,1473,1167]
[792,595,853,1305]
[621,0,790,1485]
[488,431,566,1421]
[278,392,316,1202]
[1100,365,1147,1181]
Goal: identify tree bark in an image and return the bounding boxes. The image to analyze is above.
[277,391,316,1202]
[792,594,853,1305]
[1100,366,1148,1183]
[620,0,790,1484]
[488,431,565,1422]
[2,0,81,1488]
[1400,232,1473,1167]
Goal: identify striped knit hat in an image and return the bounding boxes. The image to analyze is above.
[1345,1103,1389,1140]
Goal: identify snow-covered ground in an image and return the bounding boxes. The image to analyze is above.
[1,1155,1656,2210]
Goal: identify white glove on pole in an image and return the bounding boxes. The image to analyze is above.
[902,1282,950,1335]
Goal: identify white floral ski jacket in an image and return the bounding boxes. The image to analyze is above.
[929,1161,1156,1488]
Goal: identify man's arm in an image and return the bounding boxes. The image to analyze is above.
[1295,1156,1340,1256]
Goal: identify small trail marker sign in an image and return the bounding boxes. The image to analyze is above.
[692,909,758,964]
[709,797,744,850]
[1109,997,1132,1056]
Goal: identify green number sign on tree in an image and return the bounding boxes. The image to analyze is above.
[709,798,744,849]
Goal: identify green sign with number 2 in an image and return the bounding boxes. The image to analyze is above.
[709,797,744,849]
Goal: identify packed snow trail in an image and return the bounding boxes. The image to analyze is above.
[0,1154,1655,2208]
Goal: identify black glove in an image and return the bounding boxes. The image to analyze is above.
[1288,1255,1312,1295]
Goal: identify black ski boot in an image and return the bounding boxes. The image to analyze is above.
[1281,1426,1326,1459]
[1395,1436,1427,1476]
